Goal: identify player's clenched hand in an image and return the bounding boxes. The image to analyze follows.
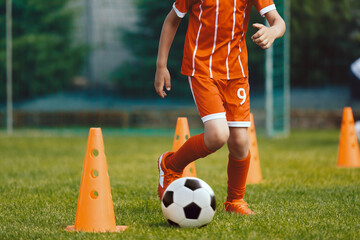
[251,23,278,50]
[154,67,171,98]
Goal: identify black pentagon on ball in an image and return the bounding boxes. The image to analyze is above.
[184,179,202,191]
[162,191,174,208]
[184,202,202,219]
[167,219,180,227]
[210,195,216,211]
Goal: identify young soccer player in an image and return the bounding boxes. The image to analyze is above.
[155,0,285,215]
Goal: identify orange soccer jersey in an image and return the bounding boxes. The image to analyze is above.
[173,0,276,80]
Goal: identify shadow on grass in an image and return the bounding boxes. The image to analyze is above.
[148,221,174,228]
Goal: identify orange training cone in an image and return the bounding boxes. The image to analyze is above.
[66,128,127,232]
[246,113,262,184]
[173,117,197,177]
[337,107,360,167]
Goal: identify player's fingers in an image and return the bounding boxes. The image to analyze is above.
[165,75,171,91]
[156,89,164,98]
[251,31,261,39]
[260,40,269,47]
[253,36,265,44]
[154,80,162,92]
[252,23,265,30]
[161,91,167,98]
[262,43,271,49]
[251,28,265,40]
[253,35,263,41]
[264,39,274,49]
[154,79,165,98]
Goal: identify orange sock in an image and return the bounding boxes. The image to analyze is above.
[226,152,251,202]
[167,133,213,172]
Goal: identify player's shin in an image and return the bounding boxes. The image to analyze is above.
[226,152,251,202]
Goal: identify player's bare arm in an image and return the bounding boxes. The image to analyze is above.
[155,10,182,98]
[251,10,286,50]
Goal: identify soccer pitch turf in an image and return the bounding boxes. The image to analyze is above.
[0,129,359,239]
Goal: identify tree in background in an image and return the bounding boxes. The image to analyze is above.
[112,0,189,99]
[291,0,360,87]
[0,0,87,101]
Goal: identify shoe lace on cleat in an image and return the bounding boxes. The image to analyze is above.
[165,169,182,185]
[234,199,248,207]
[224,199,254,215]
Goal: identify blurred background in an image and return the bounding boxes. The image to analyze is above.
[1,0,360,133]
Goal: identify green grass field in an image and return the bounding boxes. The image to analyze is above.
[1,129,359,239]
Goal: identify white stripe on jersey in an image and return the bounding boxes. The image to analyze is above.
[238,4,247,78]
[226,0,237,80]
[209,0,219,79]
[192,0,204,76]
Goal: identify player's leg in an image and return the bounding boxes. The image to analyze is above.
[223,127,254,215]
[158,76,228,199]
[221,77,254,215]
[204,118,230,151]
[157,118,228,199]
[227,127,249,159]
[167,117,229,172]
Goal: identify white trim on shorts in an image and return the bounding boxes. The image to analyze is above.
[188,76,199,110]
[201,112,226,123]
[228,121,251,127]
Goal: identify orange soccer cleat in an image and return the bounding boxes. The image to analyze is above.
[223,199,255,215]
[157,151,183,199]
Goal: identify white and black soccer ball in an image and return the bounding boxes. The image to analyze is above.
[161,177,216,228]
[355,121,360,141]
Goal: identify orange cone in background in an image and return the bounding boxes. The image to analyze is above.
[66,128,127,232]
[173,117,197,177]
[246,113,262,184]
[337,107,360,167]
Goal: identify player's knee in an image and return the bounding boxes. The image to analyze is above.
[230,147,249,160]
[229,136,248,148]
[228,137,249,159]
[204,126,229,151]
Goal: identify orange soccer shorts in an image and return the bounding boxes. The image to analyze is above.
[188,75,250,127]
